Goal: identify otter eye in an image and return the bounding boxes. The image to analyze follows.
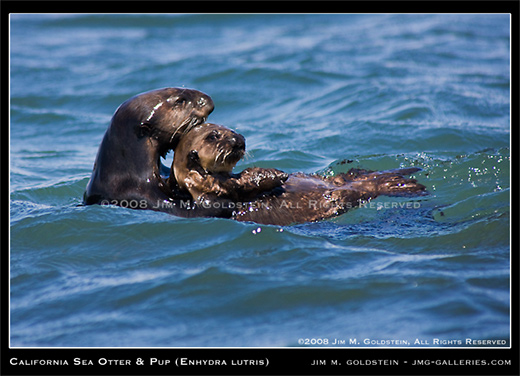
[175,98,186,106]
[198,97,206,107]
[206,130,220,142]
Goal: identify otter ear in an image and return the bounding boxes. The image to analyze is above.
[187,150,201,168]
[188,150,199,161]
[137,122,152,138]
[187,150,206,175]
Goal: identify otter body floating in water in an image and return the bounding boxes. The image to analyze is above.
[233,169,426,225]
[172,123,427,226]
[83,87,234,217]
[84,89,426,224]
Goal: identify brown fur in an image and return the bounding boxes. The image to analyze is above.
[169,123,287,204]
[171,123,427,225]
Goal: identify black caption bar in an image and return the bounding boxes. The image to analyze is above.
[2,347,519,376]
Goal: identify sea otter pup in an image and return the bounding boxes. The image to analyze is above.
[171,123,427,226]
[167,123,289,207]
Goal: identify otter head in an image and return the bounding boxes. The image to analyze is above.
[173,123,246,191]
[111,87,215,158]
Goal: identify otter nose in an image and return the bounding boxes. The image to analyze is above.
[197,94,214,115]
[231,134,246,150]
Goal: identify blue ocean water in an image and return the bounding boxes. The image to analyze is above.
[9,14,510,347]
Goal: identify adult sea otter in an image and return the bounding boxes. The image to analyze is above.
[83,87,223,216]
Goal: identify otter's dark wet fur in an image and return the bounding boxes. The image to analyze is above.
[172,123,427,226]
[84,88,238,218]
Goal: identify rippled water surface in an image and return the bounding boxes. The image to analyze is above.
[10,14,510,347]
